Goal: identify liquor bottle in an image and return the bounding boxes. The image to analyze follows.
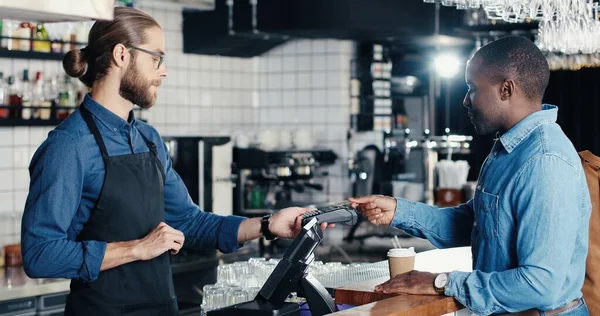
[33,23,51,53]
[0,72,8,119]
[21,69,32,119]
[7,76,22,119]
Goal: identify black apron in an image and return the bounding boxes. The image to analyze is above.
[64,105,178,316]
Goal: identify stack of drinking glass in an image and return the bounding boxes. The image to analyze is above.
[201,258,389,313]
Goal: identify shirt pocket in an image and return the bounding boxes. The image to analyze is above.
[476,189,500,239]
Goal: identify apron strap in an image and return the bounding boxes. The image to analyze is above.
[138,131,158,157]
[80,105,109,161]
[137,128,166,182]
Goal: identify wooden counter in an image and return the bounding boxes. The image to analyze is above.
[331,247,473,316]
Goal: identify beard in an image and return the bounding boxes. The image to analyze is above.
[119,62,160,109]
[469,112,496,136]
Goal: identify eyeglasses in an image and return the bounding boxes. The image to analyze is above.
[129,46,165,70]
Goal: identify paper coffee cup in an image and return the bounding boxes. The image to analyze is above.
[387,247,416,278]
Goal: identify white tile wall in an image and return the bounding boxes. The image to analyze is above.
[0,0,354,246]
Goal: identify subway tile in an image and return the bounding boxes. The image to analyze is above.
[326,90,342,106]
[297,90,311,106]
[297,55,311,71]
[0,129,13,147]
[282,91,296,108]
[0,148,13,169]
[312,41,327,54]
[177,71,188,89]
[166,11,183,30]
[13,212,22,235]
[0,192,13,214]
[312,55,327,71]
[282,73,296,90]
[295,40,312,54]
[297,73,311,89]
[13,127,29,146]
[268,57,282,73]
[268,74,282,90]
[311,72,326,88]
[0,219,14,237]
[313,107,328,124]
[313,90,326,106]
[29,127,48,147]
[326,40,341,53]
[152,10,167,27]
[12,147,29,169]
[211,72,222,89]
[190,108,201,124]
[0,170,13,192]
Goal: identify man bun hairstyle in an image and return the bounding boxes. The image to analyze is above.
[62,7,160,88]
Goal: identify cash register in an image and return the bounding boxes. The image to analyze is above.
[207,202,359,316]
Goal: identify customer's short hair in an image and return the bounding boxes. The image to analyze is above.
[475,36,550,101]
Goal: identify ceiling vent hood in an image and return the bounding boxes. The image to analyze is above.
[0,0,115,22]
[183,0,469,58]
[183,0,286,58]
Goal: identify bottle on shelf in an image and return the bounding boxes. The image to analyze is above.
[21,69,32,119]
[43,75,59,120]
[16,22,33,51]
[0,72,8,119]
[7,75,22,119]
[33,23,51,53]
[32,71,47,119]
[1,20,16,50]
[57,75,75,119]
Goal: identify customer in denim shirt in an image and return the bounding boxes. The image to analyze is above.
[350,36,591,315]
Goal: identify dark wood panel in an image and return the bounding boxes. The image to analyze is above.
[333,276,464,315]
[333,295,462,316]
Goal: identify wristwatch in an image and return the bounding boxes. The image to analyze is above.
[434,273,449,294]
[260,214,277,241]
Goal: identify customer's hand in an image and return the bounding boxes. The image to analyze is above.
[374,270,440,295]
[349,195,397,226]
[134,222,185,260]
[269,207,334,239]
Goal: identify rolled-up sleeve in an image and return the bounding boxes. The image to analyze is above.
[21,131,107,282]
[161,141,246,253]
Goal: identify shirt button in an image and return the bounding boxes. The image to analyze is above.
[112,128,117,132]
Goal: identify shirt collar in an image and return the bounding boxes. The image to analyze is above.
[499,104,558,154]
[82,93,136,132]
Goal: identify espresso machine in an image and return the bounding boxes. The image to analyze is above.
[232,147,338,217]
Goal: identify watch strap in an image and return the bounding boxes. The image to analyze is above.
[261,215,277,240]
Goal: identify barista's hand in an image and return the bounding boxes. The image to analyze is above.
[134,222,185,260]
[374,270,440,295]
[269,207,334,239]
[349,195,397,226]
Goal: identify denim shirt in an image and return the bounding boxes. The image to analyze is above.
[392,105,591,315]
[21,94,246,282]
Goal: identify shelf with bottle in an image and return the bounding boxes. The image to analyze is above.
[349,43,395,133]
[0,20,91,60]
[0,104,76,126]
[0,105,147,126]
[0,36,87,60]
[0,69,88,127]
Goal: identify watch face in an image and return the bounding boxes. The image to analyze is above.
[435,273,448,288]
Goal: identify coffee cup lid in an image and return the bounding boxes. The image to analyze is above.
[387,247,415,257]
